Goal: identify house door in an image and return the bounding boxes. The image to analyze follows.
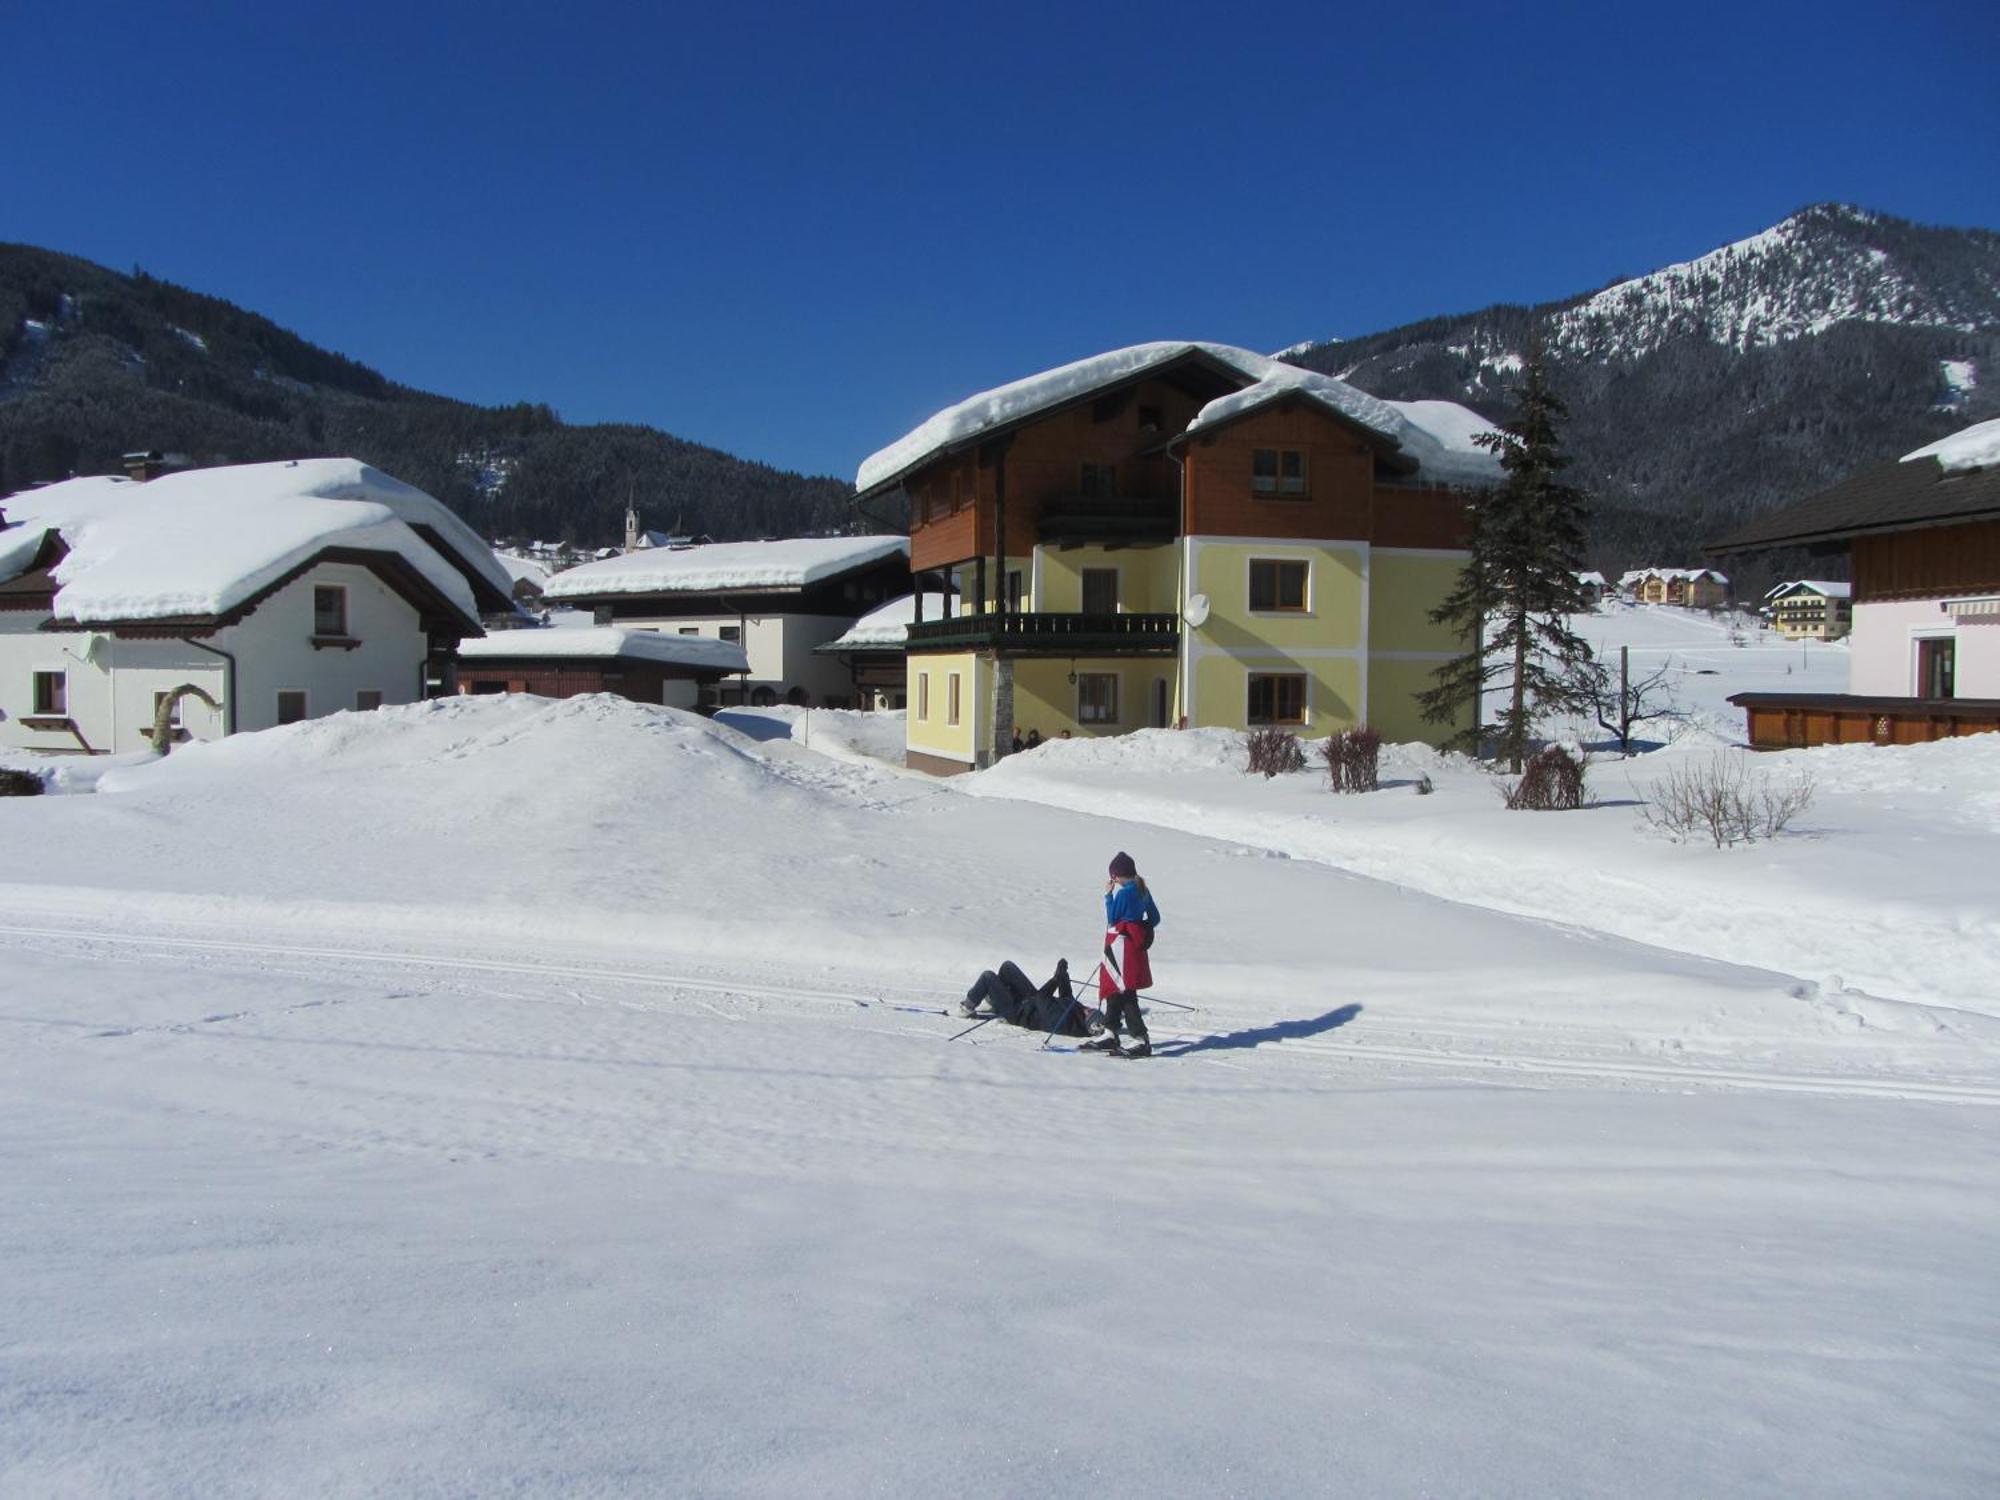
[1082,568,1118,615]
[1917,637,1955,699]
[1151,677,1170,728]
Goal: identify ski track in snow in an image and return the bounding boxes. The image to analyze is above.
[6,921,1996,1107]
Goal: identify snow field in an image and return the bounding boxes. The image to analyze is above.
[3,607,1998,1494]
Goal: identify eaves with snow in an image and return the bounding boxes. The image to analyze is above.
[0,458,513,628]
[541,535,910,601]
[1903,416,2000,476]
[819,592,957,651]
[457,626,749,674]
[854,341,1502,496]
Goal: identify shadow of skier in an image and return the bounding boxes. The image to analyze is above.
[1153,1003,1362,1056]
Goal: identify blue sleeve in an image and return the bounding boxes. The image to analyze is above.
[1144,890,1161,927]
[1104,889,1117,924]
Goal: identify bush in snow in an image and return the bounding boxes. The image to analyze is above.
[1414,773,1435,796]
[1320,725,1382,793]
[1245,728,1306,778]
[1502,745,1589,811]
[0,768,45,797]
[1643,752,1814,847]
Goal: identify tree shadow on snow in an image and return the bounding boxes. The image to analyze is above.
[1154,1003,1362,1057]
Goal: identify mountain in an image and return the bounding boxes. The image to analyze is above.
[1285,204,2000,587]
[0,245,853,546]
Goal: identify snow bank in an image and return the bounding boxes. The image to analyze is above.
[458,626,748,672]
[542,536,908,600]
[1903,415,2000,474]
[4,459,510,624]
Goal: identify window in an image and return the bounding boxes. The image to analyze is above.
[1247,673,1307,726]
[1252,448,1308,496]
[32,670,66,715]
[719,625,742,643]
[313,585,348,636]
[951,472,966,511]
[276,690,309,725]
[356,690,383,712]
[1006,570,1023,611]
[678,627,700,636]
[1081,568,1119,615]
[917,673,930,721]
[1917,637,1956,699]
[1249,559,1309,612]
[1079,462,1117,498]
[1137,404,1163,434]
[1077,672,1119,725]
[947,672,962,726]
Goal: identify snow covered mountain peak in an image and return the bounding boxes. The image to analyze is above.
[1549,203,2000,360]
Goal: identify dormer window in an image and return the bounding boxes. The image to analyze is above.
[1252,449,1308,497]
[313,585,348,636]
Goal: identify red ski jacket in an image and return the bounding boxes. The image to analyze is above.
[1099,920,1154,998]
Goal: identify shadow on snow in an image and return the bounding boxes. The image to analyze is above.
[1154,1003,1363,1057]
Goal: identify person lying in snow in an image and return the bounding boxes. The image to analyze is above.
[959,958,1095,1035]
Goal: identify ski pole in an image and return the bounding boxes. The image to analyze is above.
[1041,961,1102,1049]
[949,1014,997,1043]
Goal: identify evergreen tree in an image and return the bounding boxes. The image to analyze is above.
[1420,342,1595,771]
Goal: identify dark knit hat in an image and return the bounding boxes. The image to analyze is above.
[1108,851,1137,879]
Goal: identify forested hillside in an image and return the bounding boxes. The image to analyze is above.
[1285,205,2000,588]
[0,245,854,545]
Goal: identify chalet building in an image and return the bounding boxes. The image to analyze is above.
[1714,417,2000,747]
[455,627,747,706]
[540,536,911,709]
[0,459,512,754]
[1627,567,1730,608]
[1763,580,1852,640]
[1575,571,1608,606]
[852,341,1499,773]
[816,592,956,710]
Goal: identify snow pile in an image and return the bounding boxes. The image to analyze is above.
[543,536,908,600]
[2,459,512,624]
[1903,415,2000,474]
[458,626,748,672]
[822,592,955,648]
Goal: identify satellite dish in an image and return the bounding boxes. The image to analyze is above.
[1182,593,1212,628]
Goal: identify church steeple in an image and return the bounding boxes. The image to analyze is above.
[623,498,640,553]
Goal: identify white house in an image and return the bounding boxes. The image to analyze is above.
[540,535,911,708]
[0,458,514,754]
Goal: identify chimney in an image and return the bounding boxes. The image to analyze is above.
[123,450,167,483]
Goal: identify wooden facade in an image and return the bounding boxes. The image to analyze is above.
[1851,520,2000,602]
[1731,692,2000,749]
[456,654,725,705]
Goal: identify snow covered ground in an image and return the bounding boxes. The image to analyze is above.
[3,605,1997,1496]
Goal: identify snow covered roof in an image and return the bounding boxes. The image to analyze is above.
[1903,416,2000,475]
[821,592,955,650]
[0,459,506,626]
[457,627,748,673]
[1626,566,1729,585]
[1767,579,1851,600]
[542,535,908,601]
[856,341,1502,494]
[1575,571,1608,587]
[0,521,51,584]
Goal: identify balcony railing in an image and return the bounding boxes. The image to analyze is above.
[905,610,1179,654]
[1036,493,1179,547]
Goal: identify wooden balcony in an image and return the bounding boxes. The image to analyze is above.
[905,610,1179,655]
[1036,493,1179,548]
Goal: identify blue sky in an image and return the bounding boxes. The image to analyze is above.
[5,0,1996,481]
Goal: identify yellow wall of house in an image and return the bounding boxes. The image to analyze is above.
[1013,656,1175,740]
[1035,545,1178,614]
[1190,651,1363,737]
[1367,656,1467,746]
[906,652,982,762]
[1192,540,1365,654]
[1369,552,1469,654]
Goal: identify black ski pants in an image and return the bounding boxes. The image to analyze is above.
[1103,988,1148,1043]
[967,961,1038,1023]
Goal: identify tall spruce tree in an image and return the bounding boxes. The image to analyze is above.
[1419,343,1594,771]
